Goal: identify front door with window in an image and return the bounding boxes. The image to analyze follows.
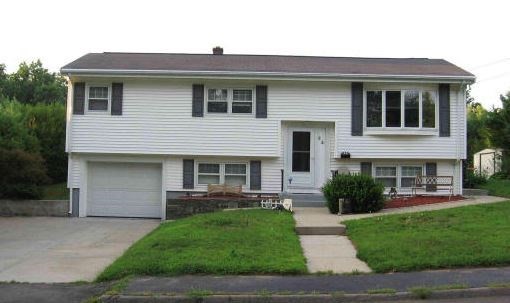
[286,127,327,192]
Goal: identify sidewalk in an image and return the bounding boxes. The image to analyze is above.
[339,195,508,222]
[123,267,510,294]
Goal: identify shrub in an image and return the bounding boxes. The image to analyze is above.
[490,171,509,180]
[0,149,50,199]
[463,170,487,188]
[322,174,385,214]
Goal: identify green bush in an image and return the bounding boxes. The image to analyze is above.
[321,174,385,214]
[0,149,50,199]
[464,170,487,188]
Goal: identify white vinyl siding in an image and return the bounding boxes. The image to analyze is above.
[69,79,464,160]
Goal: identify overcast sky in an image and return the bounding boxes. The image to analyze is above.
[1,0,509,108]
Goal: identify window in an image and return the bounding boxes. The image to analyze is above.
[197,163,247,186]
[207,89,228,113]
[224,164,247,185]
[366,91,382,127]
[400,166,422,188]
[385,91,401,127]
[375,166,397,187]
[292,132,311,172]
[206,88,254,114]
[404,90,419,127]
[422,91,436,128]
[232,89,253,113]
[88,86,109,111]
[197,163,220,185]
[365,89,437,130]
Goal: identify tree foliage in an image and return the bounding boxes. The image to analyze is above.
[0,60,66,104]
[486,92,510,176]
[466,102,490,166]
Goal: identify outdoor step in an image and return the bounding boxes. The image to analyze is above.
[293,201,326,207]
[295,225,346,235]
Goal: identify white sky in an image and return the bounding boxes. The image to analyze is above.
[1,0,509,108]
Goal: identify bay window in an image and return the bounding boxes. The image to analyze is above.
[365,89,437,129]
[422,91,436,128]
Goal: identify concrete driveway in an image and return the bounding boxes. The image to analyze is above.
[0,217,159,283]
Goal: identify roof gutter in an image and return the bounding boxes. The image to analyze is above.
[60,68,476,83]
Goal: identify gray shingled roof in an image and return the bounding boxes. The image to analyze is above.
[61,52,474,80]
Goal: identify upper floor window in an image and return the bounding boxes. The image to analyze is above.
[365,89,436,129]
[206,88,253,114]
[88,86,109,111]
[207,89,228,113]
[232,89,253,113]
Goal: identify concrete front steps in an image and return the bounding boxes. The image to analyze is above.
[293,207,345,235]
[295,225,345,235]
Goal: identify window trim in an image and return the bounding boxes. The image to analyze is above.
[195,161,250,187]
[85,83,111,114]
[363,88,438,133]
[205,87,255,116]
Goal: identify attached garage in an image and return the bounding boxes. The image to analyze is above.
[87,162,163,218]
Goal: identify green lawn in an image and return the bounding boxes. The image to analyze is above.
[97,209,307,282]
[345,201,510,273]
[479,179,510,198]
[42,182,69,200]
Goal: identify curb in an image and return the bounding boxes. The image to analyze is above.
[101,286,510,302]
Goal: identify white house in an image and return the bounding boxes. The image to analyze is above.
[473,148,503,177]
[61,48,475,219]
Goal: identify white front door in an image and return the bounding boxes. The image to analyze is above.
[287,127,327,193]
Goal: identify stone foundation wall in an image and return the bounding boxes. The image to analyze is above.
[166,198,261,219]
[0,200,69,217]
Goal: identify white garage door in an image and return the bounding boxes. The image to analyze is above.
[87,162,162,218]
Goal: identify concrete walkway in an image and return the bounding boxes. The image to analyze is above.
[339,195,507,222]
[293,207,370,274]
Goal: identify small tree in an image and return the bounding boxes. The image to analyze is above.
[486,92,510,177]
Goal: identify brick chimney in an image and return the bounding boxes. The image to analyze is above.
[212,46,223,55]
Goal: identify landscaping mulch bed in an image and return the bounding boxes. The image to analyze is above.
[384,195,465,209]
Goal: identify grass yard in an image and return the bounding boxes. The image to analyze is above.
[479,179,510,198]
[42,182,69,200]
[345,201,510,273]
[97,209,306,282]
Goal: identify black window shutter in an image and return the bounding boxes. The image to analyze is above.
[73,82,85,115]
[439,84,450,137]
[426,162,437,192]
[192,84,204,117]
[183,159,194,189]
[250,160,262,190]
[351,82,363,136]
[360,162,372,176]
[256,85,267,118]
[111,83,123,115]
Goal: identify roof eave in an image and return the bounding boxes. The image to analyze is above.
[60,68,476,83]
